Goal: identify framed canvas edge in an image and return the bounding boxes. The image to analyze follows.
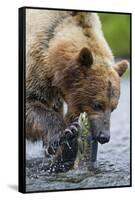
[18,6,132,194]
[18,7,26,193]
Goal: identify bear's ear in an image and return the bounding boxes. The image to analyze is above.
[77,47,93,67]
[114,60,129,77]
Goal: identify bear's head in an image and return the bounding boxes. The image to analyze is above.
[52,47,128,144]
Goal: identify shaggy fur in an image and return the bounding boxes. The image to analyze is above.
[26,9,128,170]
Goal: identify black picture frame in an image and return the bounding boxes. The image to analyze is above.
[19,6,132,193]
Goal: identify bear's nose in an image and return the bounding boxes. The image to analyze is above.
[97,131,110,144]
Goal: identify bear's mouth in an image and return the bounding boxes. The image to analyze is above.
[89,113,111,145]
[96,130,110,144]
[91,129,110,144]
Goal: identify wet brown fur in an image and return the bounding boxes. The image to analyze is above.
[26,10,128,166]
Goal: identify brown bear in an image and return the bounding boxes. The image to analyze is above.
[26,10,128,172]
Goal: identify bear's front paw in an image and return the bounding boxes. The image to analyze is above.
[44,118,80,156]
[60,118,80,148]
[45,140,60,156]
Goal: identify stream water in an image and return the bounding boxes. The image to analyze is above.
[26,79,131,192]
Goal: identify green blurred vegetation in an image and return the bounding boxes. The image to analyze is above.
[99,13,130,57]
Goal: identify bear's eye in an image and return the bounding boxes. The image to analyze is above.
[93,103,103,111]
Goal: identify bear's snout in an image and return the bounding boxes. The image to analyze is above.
[96,130,110,144]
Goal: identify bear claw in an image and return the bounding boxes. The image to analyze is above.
[45,118,80,155]
[70,125,78,132]
[64,128,73,135]
[72,121,80,128]
[60,119,80,145]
